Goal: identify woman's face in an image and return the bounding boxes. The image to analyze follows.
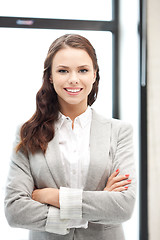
[51,47,96,113]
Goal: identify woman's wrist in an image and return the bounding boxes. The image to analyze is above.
[46,188,60,208]
[32,188,60,208]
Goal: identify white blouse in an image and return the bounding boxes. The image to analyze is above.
[55,107,92,229]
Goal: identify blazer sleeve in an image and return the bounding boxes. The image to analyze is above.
[4,126,70,235]
[59,122,137,225]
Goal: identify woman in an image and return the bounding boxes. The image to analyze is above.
[4,34,136,240]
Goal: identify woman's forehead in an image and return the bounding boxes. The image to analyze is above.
[52,47,93,66]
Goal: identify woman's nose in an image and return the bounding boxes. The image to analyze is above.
[68,72,79,84]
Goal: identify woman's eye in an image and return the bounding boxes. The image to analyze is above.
[79,69,88,73]
[58,69,68,73]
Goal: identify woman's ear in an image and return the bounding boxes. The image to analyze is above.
[49,76,53,83]
[93,71,97,83]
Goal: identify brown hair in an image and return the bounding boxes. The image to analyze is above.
[16,34,100,154]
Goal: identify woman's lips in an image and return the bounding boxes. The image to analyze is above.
[64,88,83,94]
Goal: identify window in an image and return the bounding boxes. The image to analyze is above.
[0,0,112,21]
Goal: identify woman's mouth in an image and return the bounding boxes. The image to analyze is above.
[64,88,82,94]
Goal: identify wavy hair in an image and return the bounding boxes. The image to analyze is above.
[16,34,100,154]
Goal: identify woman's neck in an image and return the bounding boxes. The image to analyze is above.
[59,104,88,122]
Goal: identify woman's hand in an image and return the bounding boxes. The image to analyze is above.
[103,169,132,192]
[32,188,60,208]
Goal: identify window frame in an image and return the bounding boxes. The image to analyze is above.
[139,0,148,240]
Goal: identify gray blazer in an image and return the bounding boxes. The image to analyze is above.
[4,109,136,240]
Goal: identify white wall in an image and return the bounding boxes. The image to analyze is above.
[147,0,160,239]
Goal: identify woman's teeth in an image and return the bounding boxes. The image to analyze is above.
[65,88,81,93]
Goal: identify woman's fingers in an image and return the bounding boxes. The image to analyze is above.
[106,169,119,187]
[108,168,120,180]
[109,179,132,191]
[112,186,129,192]
[106,172,130,188]
[104,169,132,192]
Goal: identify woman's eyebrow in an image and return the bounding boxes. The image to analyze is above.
[78,65,91,68]
[56,65,91,68]
[56,65,69,68]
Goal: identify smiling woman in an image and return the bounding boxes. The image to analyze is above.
[15,34,99,154]
[4,34,136,240]
[0,30,113,240]
[50,47,96,121]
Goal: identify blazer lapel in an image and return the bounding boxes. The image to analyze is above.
[45,130,67,188]
[44,110,111,191]
[84,110,111,191]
